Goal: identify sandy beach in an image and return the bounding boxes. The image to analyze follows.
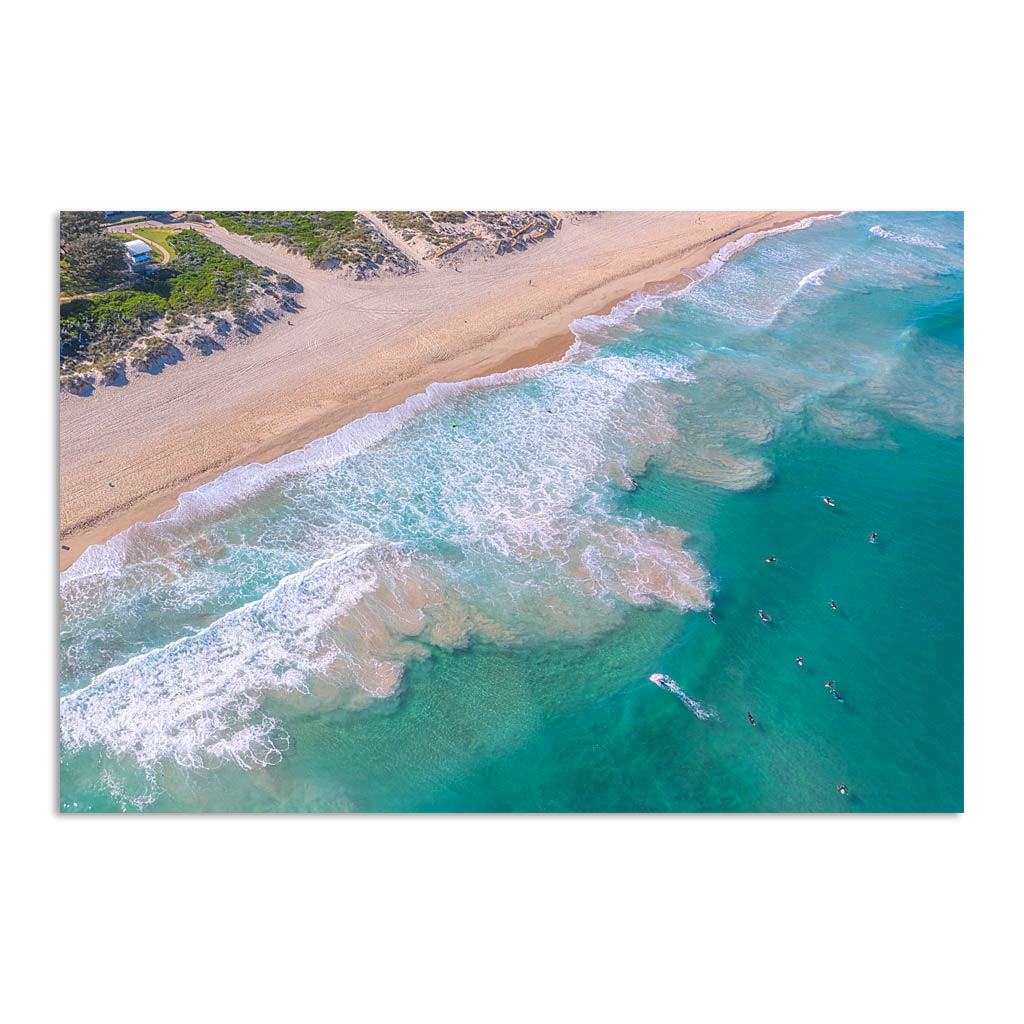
[59,211,831,569]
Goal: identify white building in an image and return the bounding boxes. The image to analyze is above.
[124,239,154,271]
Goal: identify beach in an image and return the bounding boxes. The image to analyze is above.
[59,211,964,812]
[59,211,830,569]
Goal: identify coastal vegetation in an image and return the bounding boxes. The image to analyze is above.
[376,210,561,255]
[203,211,410,271]
[377,211,458,249]
[59,212,126,295]
[60,229,276,385]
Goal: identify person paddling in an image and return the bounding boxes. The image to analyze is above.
[758,609,770,623]
[747,711,757,727]
[823,496,836,507]
[870,531,878,543]
[830,599,838,611]
[796,656,804,666]
[708,612,717,624]
[838,783,848,796]
[765,555,778,563]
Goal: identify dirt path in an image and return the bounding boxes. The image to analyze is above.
[357,211,436,270]
[132,231,170,265]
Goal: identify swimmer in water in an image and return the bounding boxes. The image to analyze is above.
[830,599,838,611]
[765,555,777,563]
[796,657,804,666]
[747,711,757,727]
[838,783,848,796]
[758,609,770,622]
[823,496,836,507]
[708,612,717,624]
[870,532,878,543]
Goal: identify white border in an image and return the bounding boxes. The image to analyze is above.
[6,3,1016,1022]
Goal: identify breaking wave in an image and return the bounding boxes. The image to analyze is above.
[870,225,946,249]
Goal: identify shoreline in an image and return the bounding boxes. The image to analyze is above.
[60,211,836,570]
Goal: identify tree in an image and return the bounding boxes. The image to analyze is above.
[60,212,107,252]
[62,232,126,292]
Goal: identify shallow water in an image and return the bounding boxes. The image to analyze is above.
[59,211,963,812]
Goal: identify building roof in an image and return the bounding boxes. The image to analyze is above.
[124,239,153,256]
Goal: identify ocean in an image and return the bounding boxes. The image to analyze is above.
[59,211,964,812]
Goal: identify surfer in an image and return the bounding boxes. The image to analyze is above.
[870,532,878,543]
[826,679,835,689]
[627,477,638,490]
[765,555,777,563]
[823,496,836,507]
[830,599,838,611]
[796,656,804,666]
[831,688,845,703]
[747,711,757,727]
[838,783,848,796]
[758,609,770,622]
[708,612,717,624]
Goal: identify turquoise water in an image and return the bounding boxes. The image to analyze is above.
[59,212,963,812]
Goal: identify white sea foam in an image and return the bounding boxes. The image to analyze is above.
[566,214,845,340]
[796,267,828,291]
[60,344,591,588]
[869,225,946,249]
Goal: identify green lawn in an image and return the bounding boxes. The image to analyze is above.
[132,227,181,259]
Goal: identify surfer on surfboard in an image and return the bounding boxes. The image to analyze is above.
[823,496,836,507]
